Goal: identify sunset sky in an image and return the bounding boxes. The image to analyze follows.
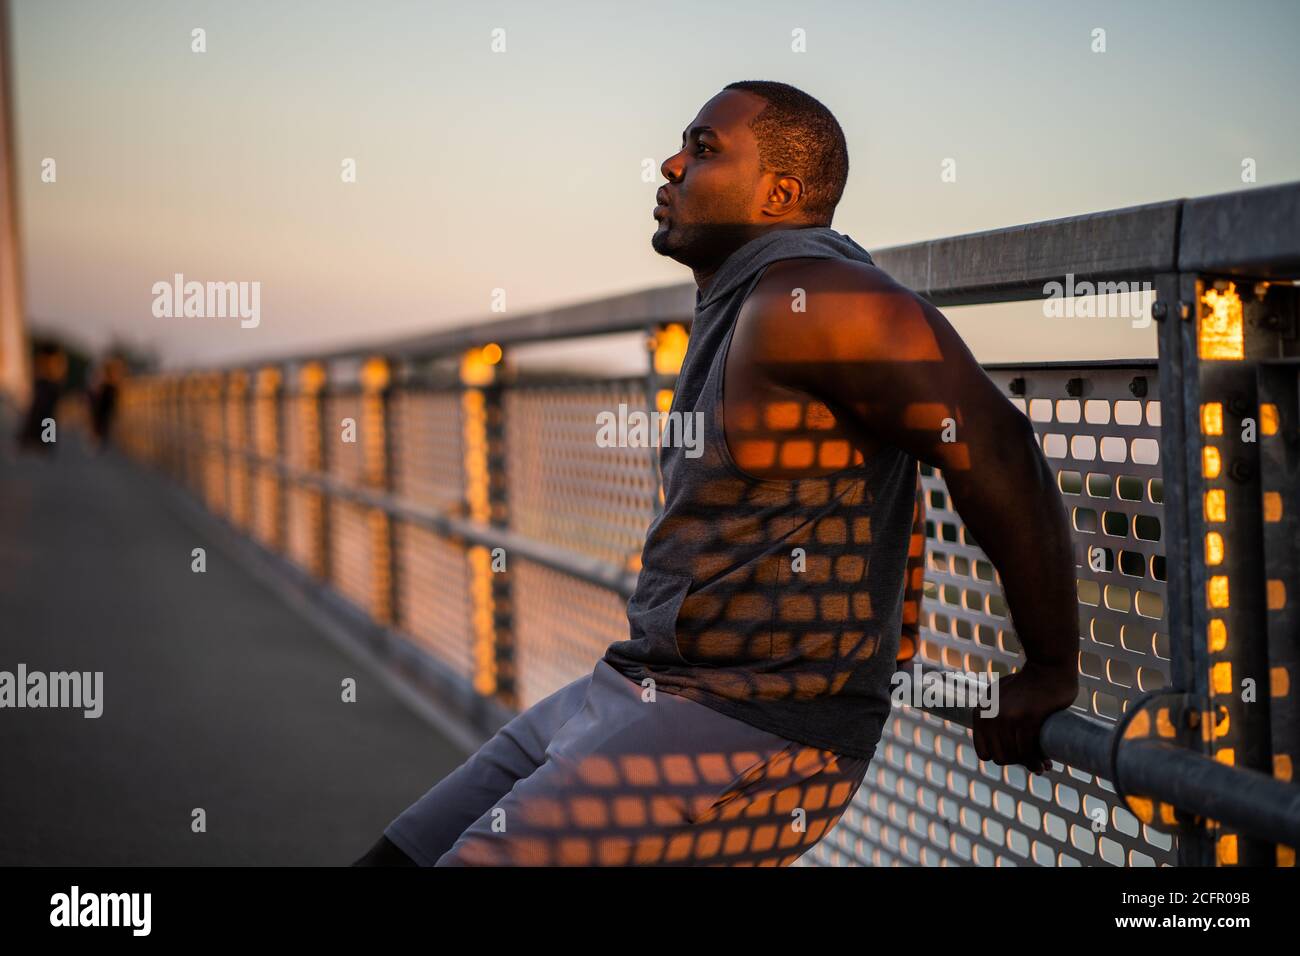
[9,0,1300,369]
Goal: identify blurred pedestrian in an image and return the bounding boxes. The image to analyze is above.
[88,355,125,450]
[16,343,67,454]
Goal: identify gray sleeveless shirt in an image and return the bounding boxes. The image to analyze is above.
[602,226,919,760]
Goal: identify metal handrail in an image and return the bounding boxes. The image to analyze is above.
[165,180,1299,372]
[930,695,1300,849]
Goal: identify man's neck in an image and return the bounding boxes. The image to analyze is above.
[690,222,818,298]
[692,264,721,296]
[690,228,760,297]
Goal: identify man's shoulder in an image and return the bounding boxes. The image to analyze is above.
[745,256,913,316]
[738,254,926,353]
[756,252,884,288]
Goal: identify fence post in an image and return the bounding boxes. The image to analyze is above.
[182,373,196,492]
[360,356,394,627]
[645,321,687,524]
[301,361,329,582]
[275,364,289,551]
[212,371,229,517]
[1152,273,1216,866]
[459,344,512,706]
[1156,270,1291,866]
[1256,346,1300,869]
[228,369,252,529]
[254,365,283,553]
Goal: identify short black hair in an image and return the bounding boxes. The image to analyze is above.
[722,80,849,225]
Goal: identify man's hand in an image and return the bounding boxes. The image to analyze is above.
[973,661,1079,774]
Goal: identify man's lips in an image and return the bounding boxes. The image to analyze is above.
[654,188,671,220]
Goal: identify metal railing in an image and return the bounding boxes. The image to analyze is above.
[116,180,1300,867]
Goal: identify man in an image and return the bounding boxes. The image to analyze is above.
[87,355,125,451]
[356,80,1078,867]
[15,343,66,454]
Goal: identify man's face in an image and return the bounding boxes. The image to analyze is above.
[651,89,772,269]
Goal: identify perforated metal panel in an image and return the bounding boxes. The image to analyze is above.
[320,393,369,610]
[283,392,324,577]
[390,388,465,510]
[511,557,631,707]
[325,394,364,486]
[504,381,658,568]
[188,390,202,472]
[201,392,226,515]
[328,498,373,613]
[225,382,251,531]
[383,387,477,675]
[285,486,323,577]
[283,393,315,474]
[251,388,280,549]
[182,387,204,497]
[395,523,476,680]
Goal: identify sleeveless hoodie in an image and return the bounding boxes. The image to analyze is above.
[602,226,919,760]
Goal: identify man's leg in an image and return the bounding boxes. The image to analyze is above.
[433,660,873,866]
[674,743,872,866]
[365,664,597,866]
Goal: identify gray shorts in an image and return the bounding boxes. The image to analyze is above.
[385,658,873,866]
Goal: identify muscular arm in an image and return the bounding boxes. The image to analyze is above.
[742,258,1080,771]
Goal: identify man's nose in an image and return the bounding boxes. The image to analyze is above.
[660,153,684,183]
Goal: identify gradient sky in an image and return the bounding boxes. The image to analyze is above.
[9,0,1300,369]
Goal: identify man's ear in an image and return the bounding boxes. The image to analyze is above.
[762,174,806,218]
